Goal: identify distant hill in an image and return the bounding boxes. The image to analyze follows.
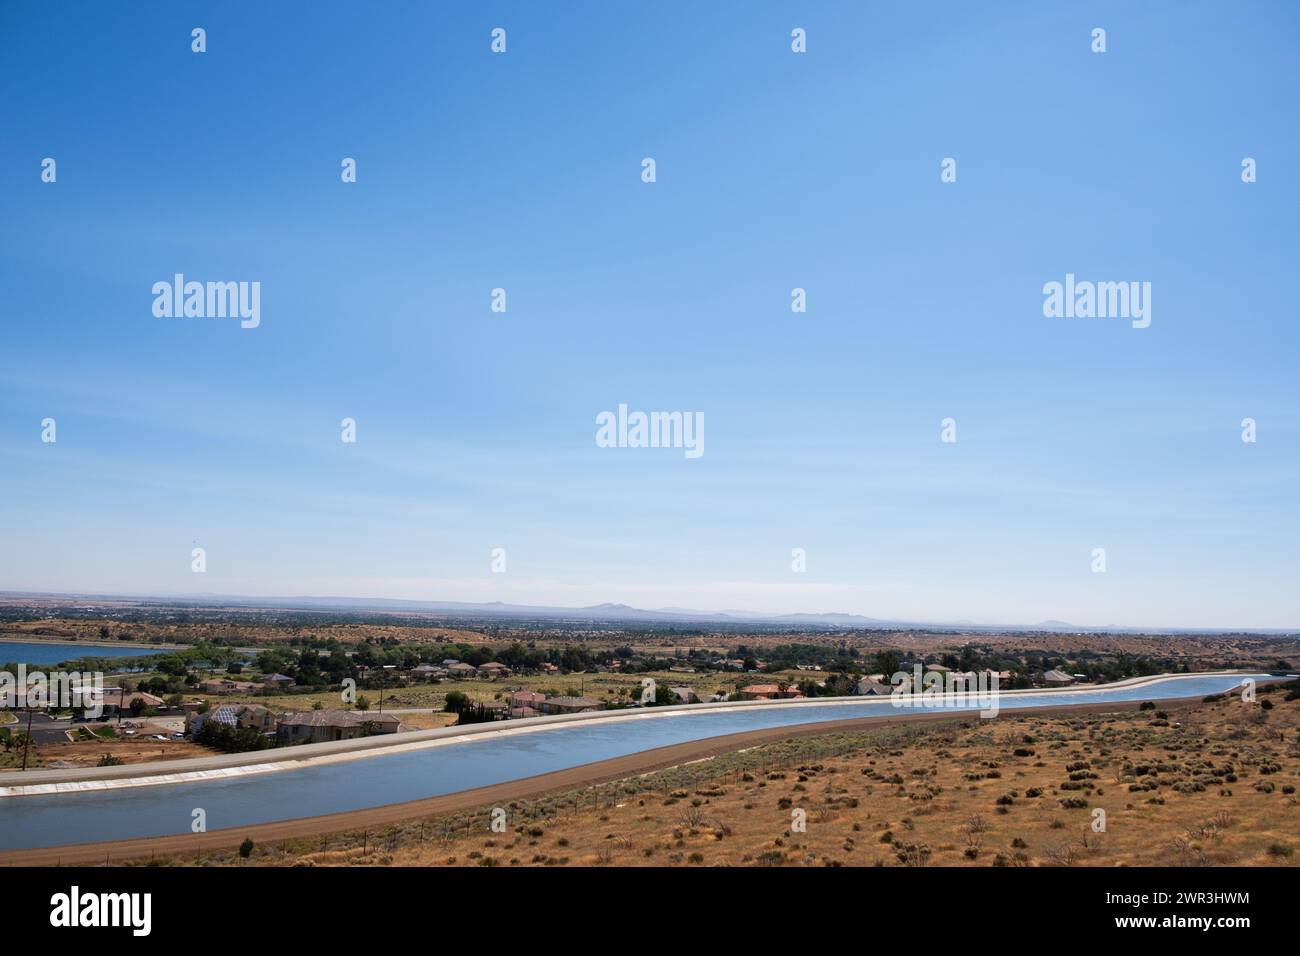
[1,589,1293,635]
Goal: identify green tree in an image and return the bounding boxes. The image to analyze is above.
[873,650,902,678]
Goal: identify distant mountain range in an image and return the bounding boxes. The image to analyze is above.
[2,590,1294,635]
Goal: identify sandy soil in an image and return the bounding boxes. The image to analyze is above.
[388,711,459,730]
[35,737,216,769]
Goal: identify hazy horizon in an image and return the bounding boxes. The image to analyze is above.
[1,586,1295,634]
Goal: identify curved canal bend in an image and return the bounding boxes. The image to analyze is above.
[0,673,1269,852]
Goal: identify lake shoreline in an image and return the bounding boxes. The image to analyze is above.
[0,636,182,651]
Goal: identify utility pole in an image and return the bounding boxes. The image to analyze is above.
[20,705,35,771]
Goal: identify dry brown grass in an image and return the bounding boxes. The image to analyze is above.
[34,737,216,768]
[384,711,459,731]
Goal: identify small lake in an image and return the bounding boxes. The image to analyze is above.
[0,641,160,667]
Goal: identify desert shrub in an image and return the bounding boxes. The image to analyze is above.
[194,720,275,754]
[1046,843,1079,865]
[680,807,707,828]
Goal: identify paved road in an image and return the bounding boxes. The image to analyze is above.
[6,713,76,744]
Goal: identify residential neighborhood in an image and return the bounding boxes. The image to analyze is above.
[0,637,1127,773]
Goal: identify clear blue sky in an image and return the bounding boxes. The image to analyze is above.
[2,1,1297,628]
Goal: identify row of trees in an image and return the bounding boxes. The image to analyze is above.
[728,643,1188,689]
[192,720,277,753]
